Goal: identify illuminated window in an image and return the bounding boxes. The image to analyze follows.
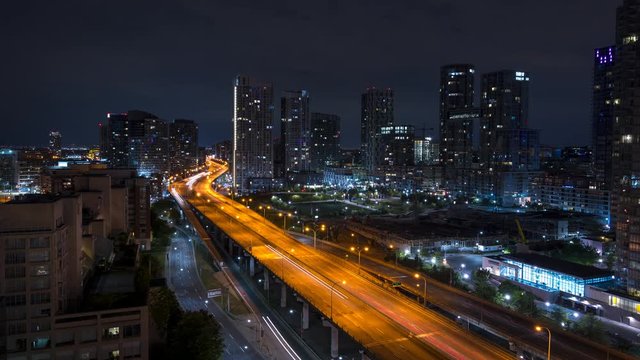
[103,327,120,340]
[622,135,633,144]
[624,34,638,45]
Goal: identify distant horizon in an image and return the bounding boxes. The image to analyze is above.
[0,1,620,148]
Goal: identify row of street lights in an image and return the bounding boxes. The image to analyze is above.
[217,192,555,359]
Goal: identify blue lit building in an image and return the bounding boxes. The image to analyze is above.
[0,148,18,191]
[483,253,614,297]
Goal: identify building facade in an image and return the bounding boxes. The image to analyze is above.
[281,90,311,173]
[169,119,199,175]
[232,75,274,192]
[439,64,476,174]
[0,149,18,192]
[480,70,530,168]
[379,125,415,167]
[104,111,169,178]
[48,131,62,158]
[310,113,341,172]
[414,137,439,165]
[613,0,640,296]
[361,88,394,171]
[592,46,616,190]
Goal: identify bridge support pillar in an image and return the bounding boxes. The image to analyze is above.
[249,257,255,276]
[228,237,234,253]
[322,319,339,358]
[359,350,371,360]
[297,298,309,330]
[280,283,287,308]
[263,269,270,291]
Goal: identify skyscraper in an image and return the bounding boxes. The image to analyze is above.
[281,90,311,173]
[169,119,199,174]
[613,0,640,296]
[0,148,18,191]
[379,125,415,167]
[48,130,62,158]
[480,70,530,168]
[439,64,476,172]
[105,111,169,177]
[414,137,439,165]
[361,87,394,171]
[233,75,274,192]
[310,113,341,171]
[593,46,616,189]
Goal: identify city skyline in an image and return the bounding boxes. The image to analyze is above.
[0,0,620,148]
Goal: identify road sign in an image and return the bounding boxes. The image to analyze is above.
[207,289,222,298]
[392,282,402,287]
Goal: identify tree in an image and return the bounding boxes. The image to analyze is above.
[169,310,224,360]
[550,242,599,266]
[573,313,605,342]
[148,287,182,338]
[550,307,568,326]
[473,269,497,301]
[515,292,538,317]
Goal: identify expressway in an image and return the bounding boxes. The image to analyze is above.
[172,162,516,360]
[306,237,635,360]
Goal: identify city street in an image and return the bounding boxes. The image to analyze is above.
[168,226,263,360]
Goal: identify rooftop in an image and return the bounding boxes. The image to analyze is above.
[503,253,613,279]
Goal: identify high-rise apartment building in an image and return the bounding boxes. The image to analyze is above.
[213,140,232,163]
[361,88,394,171]
[281,90,311,173]
[379,125,415,167]
[169,119,199,174]
[310,113,341,171]
[232,75,274,192]
[414,137,439,165]
[104,111,169,178]
[0,149,18,191]
[480,70,530,168]
[592,46,616,189]
[439,64,476,172]
[613,0,640,296]
[48,131,62,158]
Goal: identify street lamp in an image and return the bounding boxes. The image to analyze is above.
[350,246,369,274]
[330,280,346,321]
[389,244,398,268]
[414,273,427,305]
[535,326,551,360]
[278,212,292,230]
[304,225,324,249]
[258,205,271,223]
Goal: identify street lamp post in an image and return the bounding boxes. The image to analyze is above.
[350,246,369,274]
[305,227,318,249]
[389,245,398,268]
[330,280,346,321]
[258,205,271,223]
[414,273,427,305]
[535,326,551,360]
[279,212,292,230]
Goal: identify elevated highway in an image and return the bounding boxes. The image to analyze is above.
[171,162,515,360]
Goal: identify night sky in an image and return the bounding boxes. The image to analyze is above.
[0,0,620,148]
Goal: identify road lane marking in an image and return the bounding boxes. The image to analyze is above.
[263,316,301,360]
[265,245,348,300]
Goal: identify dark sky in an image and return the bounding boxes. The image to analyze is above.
[0,0,620,148]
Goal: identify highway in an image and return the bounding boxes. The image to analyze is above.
[300,236,635,360]
[172,162,516,360]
